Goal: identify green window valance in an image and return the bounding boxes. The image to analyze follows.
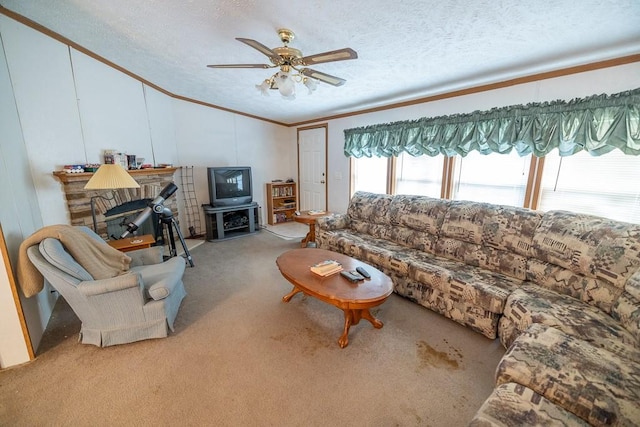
[344,88,640,158]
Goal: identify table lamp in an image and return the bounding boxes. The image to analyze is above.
[84,164,140,233]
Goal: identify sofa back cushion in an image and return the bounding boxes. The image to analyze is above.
[387,194,450,253]
[528,210,640,312]
[347,191,394,239]
[531,211,640,286]
[435,201,543,280]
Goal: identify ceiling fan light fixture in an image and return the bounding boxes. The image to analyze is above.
[303,77,318,94]
[211,28,357,100]
[276,71,296,99]
[256,79,271,96]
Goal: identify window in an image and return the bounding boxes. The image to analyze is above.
[451,151,531,206]
[349,149,640,225]
[395,153,442,198]
[538,150,640,223]
[351,156,388,194]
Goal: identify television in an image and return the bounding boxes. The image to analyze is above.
[208,166,253,207]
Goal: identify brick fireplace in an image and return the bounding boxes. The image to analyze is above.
[53,167,179,239]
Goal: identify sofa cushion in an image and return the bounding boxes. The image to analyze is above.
[316,229,370,259]
[356,238,412,276]
[316,212,350,231]
[436,237,529,280]
[531,210,640,289]
[469,382,590,427]
[388,226,440,254]
[611,291,640,345]
[496,324,640,427]
[625,269,640,301]
[388,194,449,230]
[436,201,542,279]
[439,201,541,257]
[39,238,93,281]
[408,253,522,313]
[526,258,624,314]
[393,274,501,338]
[501,284,640,362]
[387,194,450,254]
[346,191,393,226]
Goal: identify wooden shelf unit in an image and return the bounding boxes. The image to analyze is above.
[266,182,298,225]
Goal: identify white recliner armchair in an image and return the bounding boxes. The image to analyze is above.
[25,226,187,347]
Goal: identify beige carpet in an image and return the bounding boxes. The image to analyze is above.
[0,231,504,426]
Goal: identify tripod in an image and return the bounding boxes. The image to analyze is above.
[156,208,194,267]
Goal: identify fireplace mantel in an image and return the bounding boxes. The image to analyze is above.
[53,167,180,239]
[53,167,178,183]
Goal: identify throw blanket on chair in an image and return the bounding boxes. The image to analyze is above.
[17,225,132,297]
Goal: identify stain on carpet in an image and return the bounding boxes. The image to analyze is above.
[416,340,461,370]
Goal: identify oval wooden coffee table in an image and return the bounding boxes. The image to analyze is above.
[276,248,393,348]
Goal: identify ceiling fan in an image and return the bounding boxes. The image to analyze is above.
[207,28,357,97]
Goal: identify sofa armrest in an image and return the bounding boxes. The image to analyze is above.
[317,213,350,231]
[127,246,165,267]
[77,272,141,297]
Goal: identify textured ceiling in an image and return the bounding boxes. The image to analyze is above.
[2,0,639,125]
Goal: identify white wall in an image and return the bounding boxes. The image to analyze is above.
[0,18,45,367]
[313,62,640,214]
[1,15,84,226]
[173,101,294,227]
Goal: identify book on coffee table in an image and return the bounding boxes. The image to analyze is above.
[310,259,343,276]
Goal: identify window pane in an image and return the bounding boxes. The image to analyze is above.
[452,151,530,206]
[395,153,442,197]
[539,150,640,223]
[352,156,388,194]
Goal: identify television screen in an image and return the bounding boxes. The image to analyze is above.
[208,167,253,207]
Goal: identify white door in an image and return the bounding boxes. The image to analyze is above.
[298,126,327,211]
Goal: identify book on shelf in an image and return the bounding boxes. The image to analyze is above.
[310,259,343,276]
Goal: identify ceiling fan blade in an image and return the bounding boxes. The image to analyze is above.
[300,68,346,86]
[207,64,272,69]
[236,38,283,65]
[300,48,358,66]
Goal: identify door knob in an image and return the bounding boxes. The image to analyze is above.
[320,180,325,184]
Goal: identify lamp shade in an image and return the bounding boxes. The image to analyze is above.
[84,164,140,190]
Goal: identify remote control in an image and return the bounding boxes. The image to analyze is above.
[355,266,371,279]
[340,270,364,283]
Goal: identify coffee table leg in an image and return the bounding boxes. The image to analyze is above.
[339,310,354,348]
[338,308,384,348]
[361,308,384,329]
[282,286,302,302]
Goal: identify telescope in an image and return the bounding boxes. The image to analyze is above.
[120,182,178,239]
[119,182,194,267]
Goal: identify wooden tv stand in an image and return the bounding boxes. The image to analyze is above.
[202,202,260,241]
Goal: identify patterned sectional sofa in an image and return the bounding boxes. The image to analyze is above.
[315,191,640,426]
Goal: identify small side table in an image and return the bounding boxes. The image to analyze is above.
[107,234,155,252]
[293,211,330,248]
